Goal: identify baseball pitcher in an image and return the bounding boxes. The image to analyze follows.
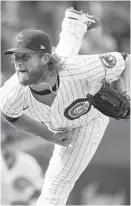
[0,8,130,206]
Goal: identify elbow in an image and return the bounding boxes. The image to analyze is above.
[2,112,20,123]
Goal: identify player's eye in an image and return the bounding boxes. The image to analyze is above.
[14,54,30,61]
[23,54,30,61]
[14,54,19,61]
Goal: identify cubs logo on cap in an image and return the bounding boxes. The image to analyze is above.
[17,34,24,43]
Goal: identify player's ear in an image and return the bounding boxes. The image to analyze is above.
[41,53,51,65]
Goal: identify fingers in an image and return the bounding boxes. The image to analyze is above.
[53,133,72,147]
[53,129,69,140]
[51,128,74,147]
[63,134,73,147]
[53,133,67,141]
[56,138,73,148]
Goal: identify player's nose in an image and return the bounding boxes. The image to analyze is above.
[16,63,26,71]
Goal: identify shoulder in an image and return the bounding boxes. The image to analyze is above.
[64,54,100,69]
[67,54,99,63]
[0,73,24,95]
[1,73,21,91]
[65,52,124,65]
[0,73,26,114]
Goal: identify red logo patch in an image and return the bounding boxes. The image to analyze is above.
[100,54,117,69]
[64,98,91,120]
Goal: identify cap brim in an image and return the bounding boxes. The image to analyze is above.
[3,48,39,55]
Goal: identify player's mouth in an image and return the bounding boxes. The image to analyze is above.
[16,66,28,73]
[18,69,27,73]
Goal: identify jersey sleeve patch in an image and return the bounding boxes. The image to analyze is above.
[99,53,117,69]
[99,52,125,83]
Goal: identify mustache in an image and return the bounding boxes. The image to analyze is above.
[15,65,28,71]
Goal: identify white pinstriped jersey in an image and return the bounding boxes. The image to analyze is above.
[0,52,125,131]
[1,15,127,206]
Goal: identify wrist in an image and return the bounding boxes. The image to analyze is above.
[43,127,54,142]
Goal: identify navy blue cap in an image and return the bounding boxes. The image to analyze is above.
[3,29,52,55]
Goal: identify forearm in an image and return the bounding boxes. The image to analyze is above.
[114,53,130,95]
[121,54,130,96]
[55,17,86,57]
[114,76,126,93]
[3,113,54,142]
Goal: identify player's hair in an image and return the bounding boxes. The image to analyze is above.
[47,53,63,74]
[34,51,63,74]
[10,56,15,70]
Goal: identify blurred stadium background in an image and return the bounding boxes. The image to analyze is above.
[1,1,130,205]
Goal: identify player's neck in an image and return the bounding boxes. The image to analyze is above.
[31,72,58,91]
[30,54,62,91]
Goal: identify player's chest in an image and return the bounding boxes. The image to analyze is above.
[28,79,91,116]
[31,92,56,107]
[28,79,88,106]
[36,79,89,106]
[25,78,101,123]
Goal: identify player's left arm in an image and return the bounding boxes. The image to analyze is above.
[120,53,130,95]
[64,52,129,89]
[114,53,130,96]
